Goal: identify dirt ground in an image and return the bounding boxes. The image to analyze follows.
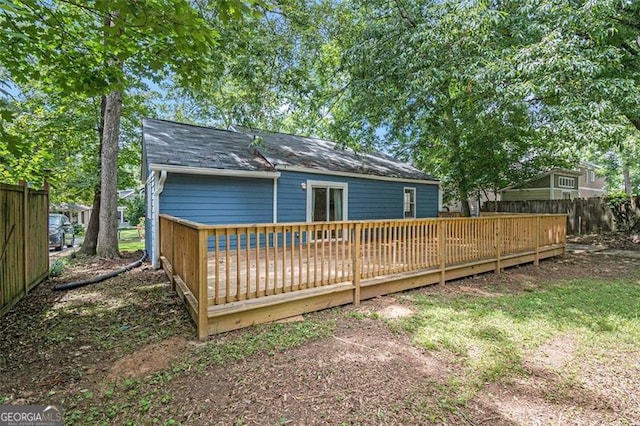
[0,241,638,425]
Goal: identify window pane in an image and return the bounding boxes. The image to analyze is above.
[313,187,327,221]
[329,188,343,221]
[404,188,415,218]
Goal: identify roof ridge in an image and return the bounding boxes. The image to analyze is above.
[142,117,246,137]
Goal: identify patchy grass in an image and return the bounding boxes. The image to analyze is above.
[394,276,640,415]
[1,251,639,424]
[118,228,144,251]
[62,320,335,425]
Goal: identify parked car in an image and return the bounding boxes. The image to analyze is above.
[49,214,75,251]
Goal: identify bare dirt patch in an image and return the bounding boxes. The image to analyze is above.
[107,336,189,381]
[527,334,577,371]
[569,232,640,251]
[376,304,414,319]
[478,378,620,426]
[166,319,460,425]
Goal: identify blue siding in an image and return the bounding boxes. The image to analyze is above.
[158,173,273,252]
[160,173,274,224]
[152,171,438,255]
[277,171,439,223]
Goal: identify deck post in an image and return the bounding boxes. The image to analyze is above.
[353,222,361,306]
[438,220,446,285]
[495,217,502,274]
[197,228,209,341]
[169,219,175,290]
[534,216,540,266]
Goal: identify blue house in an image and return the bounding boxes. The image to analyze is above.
[142,119,441,267]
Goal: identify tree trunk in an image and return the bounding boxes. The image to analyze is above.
[96,90,122,258]
[78,191,100,255]
[623,161,632,195]
[460,199,471,216]
[79,95,107,256]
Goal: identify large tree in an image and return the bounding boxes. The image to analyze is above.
[0,0,227,257]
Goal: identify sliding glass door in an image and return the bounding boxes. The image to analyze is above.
[312,187,344,222]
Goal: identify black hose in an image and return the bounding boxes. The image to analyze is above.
[53,250,148,291]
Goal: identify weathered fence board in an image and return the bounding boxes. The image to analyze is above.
[0,182,49,317]
[483,197,640,235]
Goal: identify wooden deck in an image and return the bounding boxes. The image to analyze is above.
[159,214,567,340]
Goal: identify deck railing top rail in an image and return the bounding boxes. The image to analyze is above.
[158,213,568,232]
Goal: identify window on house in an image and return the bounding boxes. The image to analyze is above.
[404,187,416,218]
[558,176,575,188]
[590,170,595,182]
[308,181,347,222]
[307,181,348,240]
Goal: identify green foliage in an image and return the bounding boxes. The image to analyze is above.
[122,194,144,226]
[606,192,640,231]
[72,223,84,235]
[50,258,68,277]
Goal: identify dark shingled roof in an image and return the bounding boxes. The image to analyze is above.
[142,119,274,172]
[142,118,437,182]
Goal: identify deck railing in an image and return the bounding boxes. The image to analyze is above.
[159,214,566,339]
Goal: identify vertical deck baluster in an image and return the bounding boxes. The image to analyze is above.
[255,228,260,297]
[291,226,296,290]
[225,230,231,302]
[265,227,271,295]
[274,229,279,293]
[313,224,318,286]
[328,224,333,283]
[214,230,219,304]
[235,230,241,300]
[245,228,251,299]
[298,225,303,289]
[306,226,311,287]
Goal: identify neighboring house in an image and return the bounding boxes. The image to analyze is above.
[578,161,607,198]
[499,168,581,201]
[51,202,91,226]
[62,191,137,229]
[142,118,442,267]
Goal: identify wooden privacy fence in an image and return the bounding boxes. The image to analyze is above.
[1,182,49,317]
[159,214,567,340]
[483,197,640,235]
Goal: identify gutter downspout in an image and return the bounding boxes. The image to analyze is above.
[438,183,443,212]
[153,170,167,268]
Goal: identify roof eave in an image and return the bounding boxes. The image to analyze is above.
[275,165,439,185]
[148,163,281,179]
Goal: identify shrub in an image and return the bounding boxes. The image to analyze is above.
[72,223,84,235]
[606,192,640,232]
[122,194,145,226]
[50,259,67,277]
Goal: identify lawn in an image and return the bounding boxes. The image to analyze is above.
[118,227,144,252]
[0,250,638,424]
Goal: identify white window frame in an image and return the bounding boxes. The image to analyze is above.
[305,180,348,223]
[558,176,575,188]
[403,187,417,219]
